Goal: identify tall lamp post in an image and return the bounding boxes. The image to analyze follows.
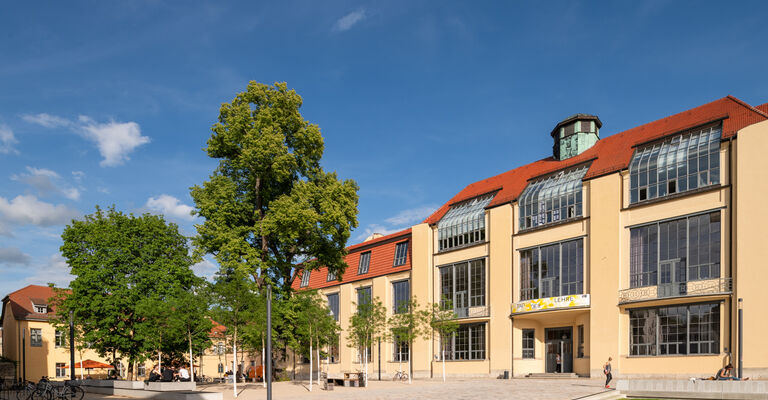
[738,298,743,379]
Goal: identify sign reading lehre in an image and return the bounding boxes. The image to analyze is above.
[512,294,590,314]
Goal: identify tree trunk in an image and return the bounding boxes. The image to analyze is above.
[189,331,194,382]
[442,348,446,382]
[232,330,238,398]
[309,333,313,391]
[79,349,84,380]
[158,350,162,371]
[316,338,320,384]
[127,361,134,381]
[261,337,266,388]
[408,345,412,384]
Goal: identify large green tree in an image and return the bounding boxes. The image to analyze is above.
[57,206,198,379]
[190,81,359,293]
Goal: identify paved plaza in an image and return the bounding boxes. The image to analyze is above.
[79,378,610,400]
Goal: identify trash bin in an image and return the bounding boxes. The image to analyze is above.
[325,380,334,390]
[503,370,510,379]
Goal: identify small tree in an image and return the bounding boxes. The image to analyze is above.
[388,298,431,384]
[210,268,256,398]
[166,283,214,380]
[430,301,459,382]
[347,297,387,387]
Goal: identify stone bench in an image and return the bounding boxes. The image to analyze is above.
[617,379,768,400]
[144,381,196,391]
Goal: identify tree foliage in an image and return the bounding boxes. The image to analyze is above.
[57,206,199,376]
[347,297,387,386]
[190,81,359,293]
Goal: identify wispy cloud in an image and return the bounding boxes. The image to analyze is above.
[0,247,31,266]
[191,257,219,280]
[22,113,150,167]
[385,205,438,225]
[11,166,81,201]
[22,253,73,289]
[21,113,71,128]
[354,204,437,241]
[333,9,366,32]
[0,195,80,227]
[0,124,19,155]
[145,194,196,221]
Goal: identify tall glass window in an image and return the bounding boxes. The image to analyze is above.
[518,165,588,230]
[392,280,410,314]
[55,330,66,347]
[357,252,371,274]
[326,293,339,321]
[437,194,494,252]
[440,323,485,361]
[356,286,372,309]
[520,239,584,301]
[393,241,409,266]
[439,259,485,314]
[629,302,719,356]
[393,334,409,362]
[630,212,721,288]
[30,328,42,347]
[629,123,721,204]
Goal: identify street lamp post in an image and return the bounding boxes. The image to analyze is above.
[738,298,743,379]
[70,311,75,380]
[266,283,272,400]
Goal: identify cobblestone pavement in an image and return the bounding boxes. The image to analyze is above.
[196,378,610,400]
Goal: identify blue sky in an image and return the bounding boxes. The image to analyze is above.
[1,1,767,298]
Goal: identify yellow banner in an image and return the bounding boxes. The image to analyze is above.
[512,294,590,314]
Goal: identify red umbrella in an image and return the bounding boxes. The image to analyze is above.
[65,360,115,369]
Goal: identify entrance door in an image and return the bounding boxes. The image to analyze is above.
[545,327,573,373]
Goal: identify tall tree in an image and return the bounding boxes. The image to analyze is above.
[190,81,360,294]
[347,297,387,387]
[57,206,198,380]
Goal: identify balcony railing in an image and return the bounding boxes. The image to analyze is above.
[618,277,732,304]
[450,305,490,320]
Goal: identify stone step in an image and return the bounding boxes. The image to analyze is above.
[527,372,579,379]
[571,389,623,400]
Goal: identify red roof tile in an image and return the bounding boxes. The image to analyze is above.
[1,284,65,321]
[424,96,767,224]
[292,228,411,291]
[757,103,768,115]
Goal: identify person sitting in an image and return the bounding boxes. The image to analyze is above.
[178,366,190,382]
[716,364,749,381]
[147,365,162,382]
[161,366,175,382]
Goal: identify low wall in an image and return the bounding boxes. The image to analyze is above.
[80,380,220,400]
[617,379,768,400]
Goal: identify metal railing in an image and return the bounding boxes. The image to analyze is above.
[618,277,732,304]
[451,305,490,319]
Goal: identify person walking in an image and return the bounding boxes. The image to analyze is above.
[604,357,613,388]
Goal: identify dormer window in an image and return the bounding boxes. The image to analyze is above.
[518,165,589,230]
[437,193,494,252]
[34,305,47,313]
[300,271,310,287]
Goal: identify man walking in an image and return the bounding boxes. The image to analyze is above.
[604,357,613,388]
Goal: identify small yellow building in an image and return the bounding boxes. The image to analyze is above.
[296,96,768,380]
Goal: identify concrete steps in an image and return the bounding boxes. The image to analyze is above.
[527,372,579,379]
[571,389,623,400]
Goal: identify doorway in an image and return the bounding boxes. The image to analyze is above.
[545,327,573,373]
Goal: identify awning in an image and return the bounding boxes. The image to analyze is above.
[65,360,114,369]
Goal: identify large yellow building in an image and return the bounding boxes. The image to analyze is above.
[296,96,768,380]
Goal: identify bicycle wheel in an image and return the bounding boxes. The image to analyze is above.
[70,386,84,400]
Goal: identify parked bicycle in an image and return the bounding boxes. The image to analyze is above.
[392,370,408,382]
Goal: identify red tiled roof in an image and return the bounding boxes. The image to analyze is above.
[1,284,65,321]
[424,96,768,224]
[292,228,411,291]
[209,319,226,337]
[757,103,768,114]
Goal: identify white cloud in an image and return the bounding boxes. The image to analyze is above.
[72,171,85,182]
[11,166,81,201]
[0,247,31,266]
[0,221,11,237]
[0,124,19,154]
[21,113,71,128]
[354,224,402,241]
[0,195,80,226]
[21,113,150,167]
[77,116,150,167]
[97,187,110,194]
[384,205,438,225]
[22,253,73,289]
[145,194,196,221]
[191,257,219,280]
[333,9,366,32]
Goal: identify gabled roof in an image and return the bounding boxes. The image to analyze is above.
[424,96,768,224]
[1,285,63,322]
[292,228,412,291]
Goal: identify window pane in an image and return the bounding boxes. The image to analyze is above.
[519,165,588,230]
